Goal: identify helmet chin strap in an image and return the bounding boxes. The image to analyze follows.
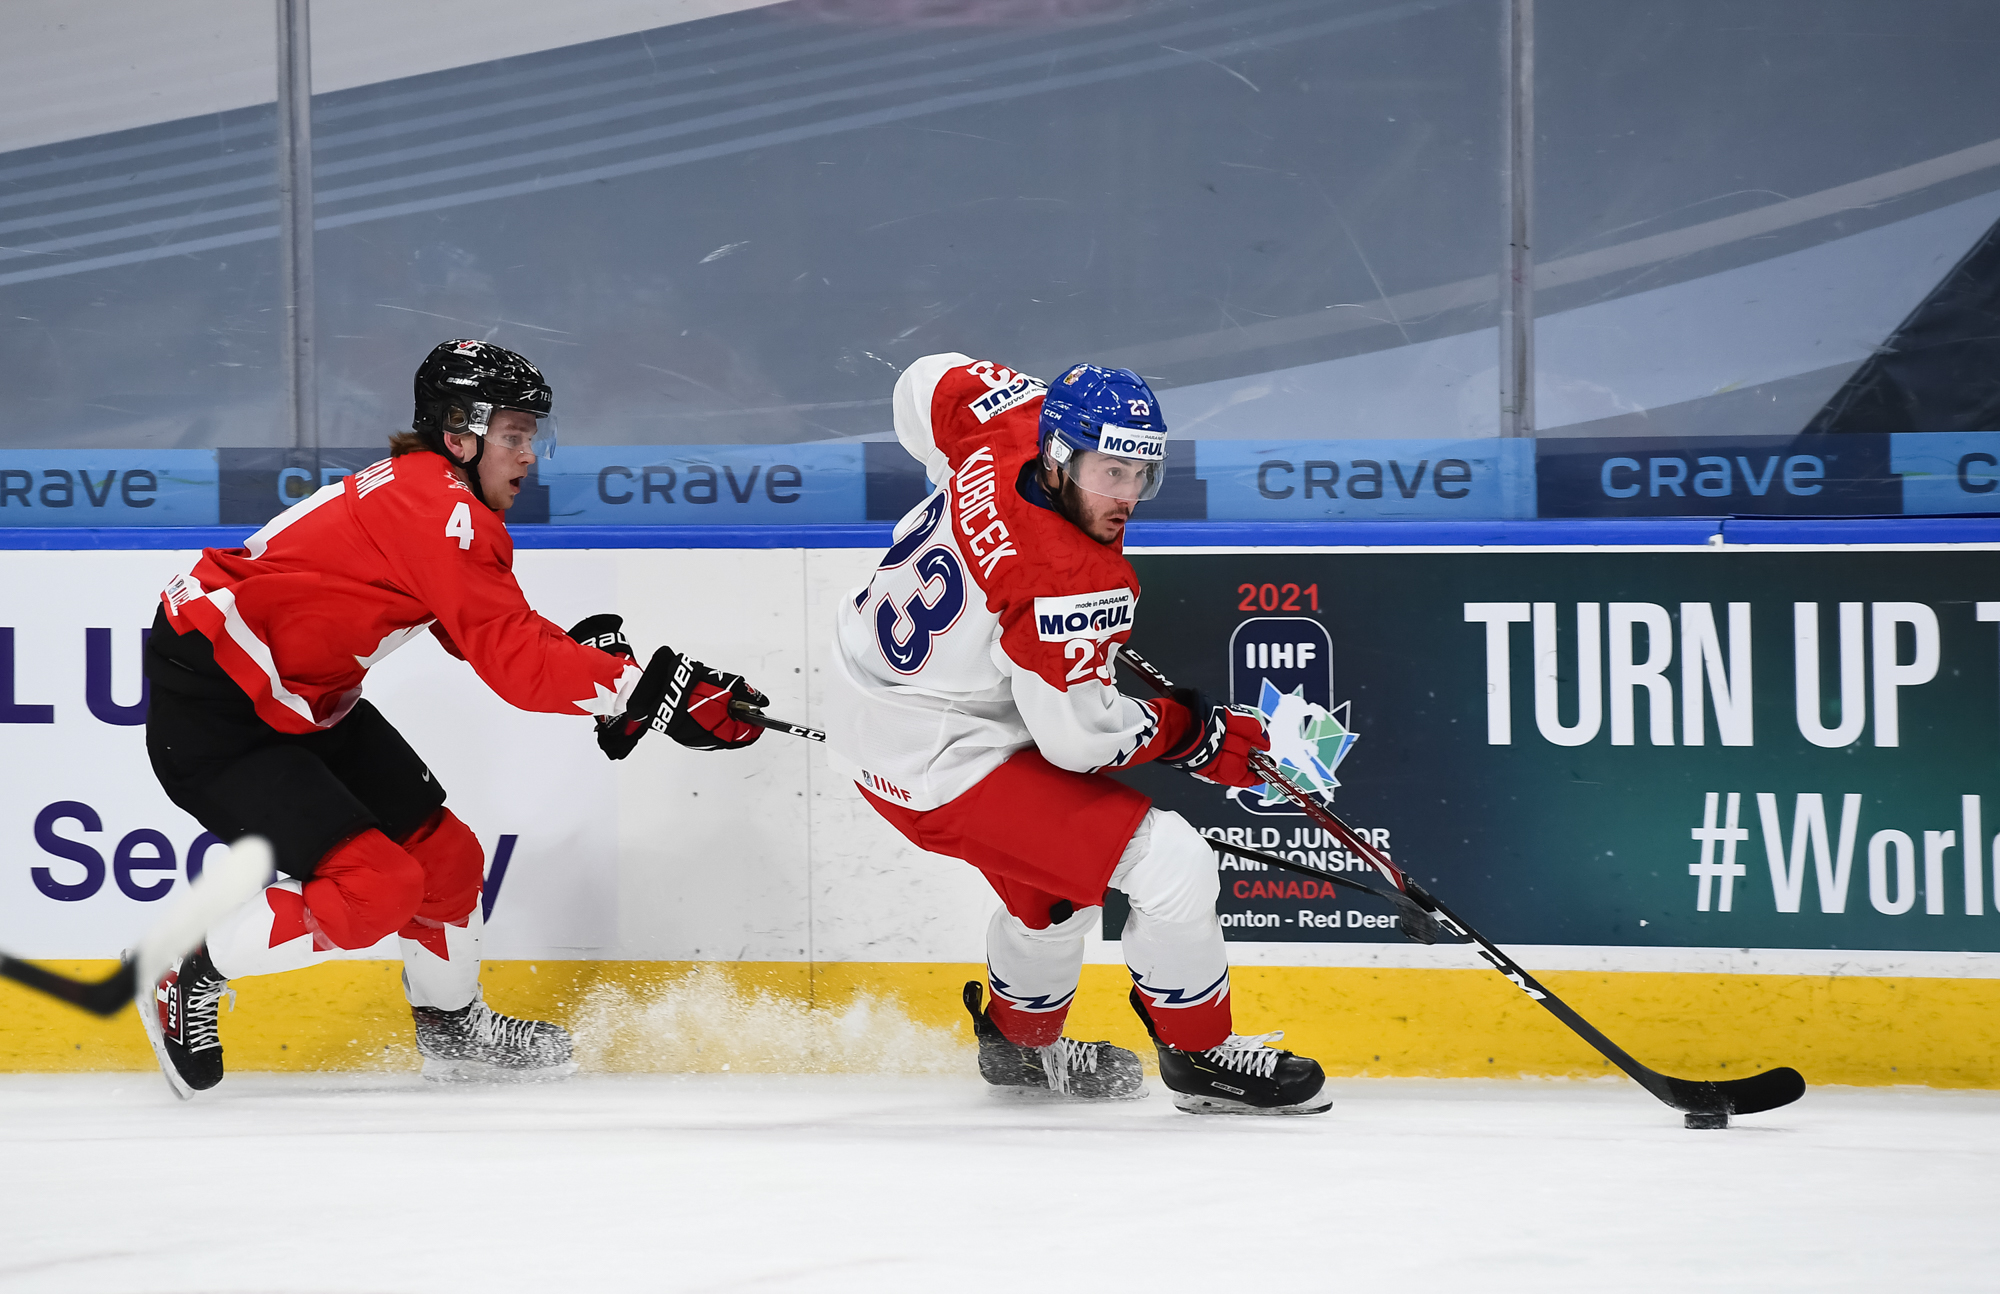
[443,411,504,513]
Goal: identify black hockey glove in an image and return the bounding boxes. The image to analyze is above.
[566,613,635,661]
[568,614,649,759]
[595,646,771,760]
[1157,688,1272,788]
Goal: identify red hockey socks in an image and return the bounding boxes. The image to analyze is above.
[395,809,485,1010]
[206,827,425,978]
[982,904,1096,1047]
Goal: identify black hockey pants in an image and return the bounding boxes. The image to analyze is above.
[143,607,446,882]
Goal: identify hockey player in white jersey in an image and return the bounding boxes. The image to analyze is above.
[826,354,1329,1113]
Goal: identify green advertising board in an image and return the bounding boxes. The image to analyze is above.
[1108,547,2000,954]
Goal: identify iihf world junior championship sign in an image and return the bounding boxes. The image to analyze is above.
[1225,615,1354,817]
[1108,547,2000,953]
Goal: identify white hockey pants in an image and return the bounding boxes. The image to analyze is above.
[986,808,1231,1051]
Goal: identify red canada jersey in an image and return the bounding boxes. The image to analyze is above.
[159,451,632,734]
[824,353,1185,811]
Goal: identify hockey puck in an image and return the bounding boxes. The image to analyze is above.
[1684,1111,1730,1130]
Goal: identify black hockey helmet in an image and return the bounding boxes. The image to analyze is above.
[411,340,556,465]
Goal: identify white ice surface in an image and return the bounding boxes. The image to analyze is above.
[1,1073,1995,1293]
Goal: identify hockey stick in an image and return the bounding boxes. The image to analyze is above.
[1118,647,1805,1127]
[0,836,272,1018]
[729,701,826,743]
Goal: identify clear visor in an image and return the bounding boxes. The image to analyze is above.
[1060,447,1163,503]
[470,403,558,459]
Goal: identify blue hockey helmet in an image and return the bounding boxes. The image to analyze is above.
[1036,363,1168,502]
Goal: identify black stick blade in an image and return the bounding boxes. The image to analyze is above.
[0,956,138,1017]
[1663,1067,1807,1117]
[1387,892,1442,944]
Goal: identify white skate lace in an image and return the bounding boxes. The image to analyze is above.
[182,979,235,1053]
[1202,1031,1285,1080]
[467,1000,541,1051]
[1035,1038,1102,1094]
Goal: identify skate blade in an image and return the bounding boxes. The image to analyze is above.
[1170,1090,1331,1116]
[983,1082,1147,1103]
[132,987,196,1102]
[420,1056,579,1085]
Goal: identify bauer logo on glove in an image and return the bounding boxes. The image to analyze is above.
[595,644,770,759]
[565,613,635,660]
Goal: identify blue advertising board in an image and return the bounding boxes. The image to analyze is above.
[0,452,219,527]
[7,433,2000,531]
[1535,436,1899,517]
[1197,438,1534,520]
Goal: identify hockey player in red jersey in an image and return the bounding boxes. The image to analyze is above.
[826,354,1329,1113]
[138,340,766,1098]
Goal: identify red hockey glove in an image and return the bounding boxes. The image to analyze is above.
[1158,690,1271,788]
[595,645,770,760]
[669,665,770,751]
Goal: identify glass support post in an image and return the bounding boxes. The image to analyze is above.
[1499,0,1534,438]
[277,0,318,462]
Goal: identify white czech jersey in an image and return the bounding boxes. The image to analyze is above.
[824,354,1172,812]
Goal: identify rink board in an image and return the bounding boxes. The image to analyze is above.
[3,530,1999,1085]
[9,958,2000,1089]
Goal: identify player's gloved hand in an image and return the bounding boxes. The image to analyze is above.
[566,614,635,661]
[595,645,771,759]
[1157,689,1271,787]
[568,615,652,758]
[664,655,770,751]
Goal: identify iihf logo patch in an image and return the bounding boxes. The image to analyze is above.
[1227,617,1356,816]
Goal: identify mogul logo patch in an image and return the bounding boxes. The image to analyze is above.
[1035,588,1136,641]
[964,361,1045,423]
[1097,425,1166,462]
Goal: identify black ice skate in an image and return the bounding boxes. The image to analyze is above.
[412,992,576,1083]
[1129,987,1330,1115]
[961,981,1144,1100]
[136,944,233,1101]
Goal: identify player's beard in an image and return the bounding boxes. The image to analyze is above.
[1059,475,1130,545]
